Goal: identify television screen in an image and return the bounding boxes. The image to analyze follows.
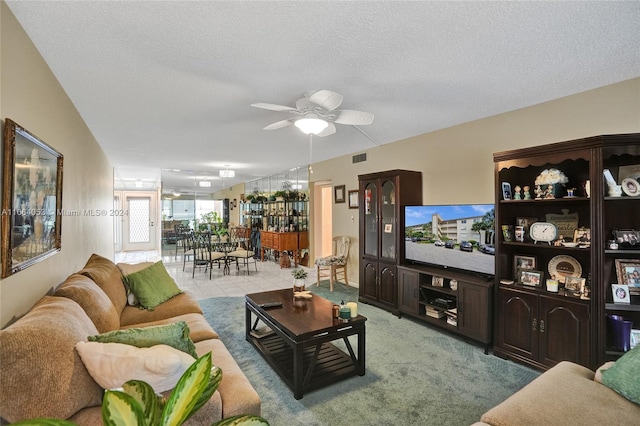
[404,204,495,277]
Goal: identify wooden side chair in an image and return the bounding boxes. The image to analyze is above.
[315,236,350,291]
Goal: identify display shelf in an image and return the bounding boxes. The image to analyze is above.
[493,133,640,371]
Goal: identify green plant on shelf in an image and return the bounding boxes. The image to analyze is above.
[291,268,308,280]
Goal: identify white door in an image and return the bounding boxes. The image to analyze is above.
[122,192,157,251]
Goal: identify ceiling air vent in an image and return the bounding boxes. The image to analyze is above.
[352,153,367,164]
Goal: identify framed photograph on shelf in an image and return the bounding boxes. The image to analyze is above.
[564,276,585,294]
[631,329,640,350]
[2,119,64,278]
[573,227,591,244]
[519,269,543,287]
[612,284,631,304]
[348,190,359,209]
[513,255,536,280]
[432,276,444,287]
[501,182,512,200]
[615,259,640,294]
[334,185,346,203]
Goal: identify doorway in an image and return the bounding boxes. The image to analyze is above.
[313,182,333,260]
[121,191,158,251]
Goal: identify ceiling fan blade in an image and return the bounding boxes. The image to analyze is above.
[263,119,294,130]
[308,90,343,111]
[251,102,296,112]
[316,122,336,137]
[333,109,374,125]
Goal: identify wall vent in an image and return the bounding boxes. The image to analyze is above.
[352,153,367,164]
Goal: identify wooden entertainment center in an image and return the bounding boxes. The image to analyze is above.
[398,264,494,352]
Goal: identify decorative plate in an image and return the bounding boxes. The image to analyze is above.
[548,255,582,284]
[621,178,640,197]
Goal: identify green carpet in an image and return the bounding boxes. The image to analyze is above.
[199,282,539,426]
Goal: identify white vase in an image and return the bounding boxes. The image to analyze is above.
[293,279,306,292]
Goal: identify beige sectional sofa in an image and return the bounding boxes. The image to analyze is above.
[0,253,260,424]
[474,360,640,426]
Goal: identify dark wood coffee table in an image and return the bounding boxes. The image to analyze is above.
[245,288,366,399]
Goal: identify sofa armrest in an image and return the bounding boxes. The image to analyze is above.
[480,361,640,426]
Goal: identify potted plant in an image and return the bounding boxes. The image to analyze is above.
[273,191,286,201]
[291,268,308,292]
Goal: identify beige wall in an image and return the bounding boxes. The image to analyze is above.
[1,3,115,327]
[310,77,640,285]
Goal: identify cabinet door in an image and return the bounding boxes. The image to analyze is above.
[539,296,590,368]
[497,288,538,360]
[378,263,397,308]
[363,181,378,257]
[361,260,378,300]
[398,268,419,314]
[380,178,397,262]
[458,281,491,343]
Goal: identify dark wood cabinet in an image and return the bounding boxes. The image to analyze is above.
[496,287,590,369]
[493,133,640,371]
[358,170,422,314]
[397,264,494,351]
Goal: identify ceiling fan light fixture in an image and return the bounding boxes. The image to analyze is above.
[294,117,328,135]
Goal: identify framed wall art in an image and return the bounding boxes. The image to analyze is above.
[334,185,345,203]
[348,190,359,209]
[2,118,63,278]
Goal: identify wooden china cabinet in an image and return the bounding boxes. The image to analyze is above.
[358,170,422,314]
[493,133,640,371]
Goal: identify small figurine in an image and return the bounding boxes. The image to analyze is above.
[514,185,522,200]
[535,185,544,199]
[545,184,556,199]
[523,186,531,199]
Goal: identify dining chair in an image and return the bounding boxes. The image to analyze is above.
[227,227,257,275]
[192,232,226,279]
[315,236,350,291]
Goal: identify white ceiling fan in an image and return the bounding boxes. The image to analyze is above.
[251,89,374,137]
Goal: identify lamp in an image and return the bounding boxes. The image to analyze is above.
[294,117,328,135]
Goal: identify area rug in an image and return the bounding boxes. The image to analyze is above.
[199,282,539,425]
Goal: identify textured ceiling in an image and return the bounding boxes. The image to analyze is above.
[6,1,640,194]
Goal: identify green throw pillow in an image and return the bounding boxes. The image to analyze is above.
[88,321,198,358]
[601,344,640,405]
[125,261,182,310]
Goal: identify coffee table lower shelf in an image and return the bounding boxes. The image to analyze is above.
[248,333,360,399]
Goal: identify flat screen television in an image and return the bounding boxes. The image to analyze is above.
[404,204,495,278]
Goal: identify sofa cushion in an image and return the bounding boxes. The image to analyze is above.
[54,273,120,333]
[0,296,103,422]
[88,321,198,358]
[76,341,195,393]
[124,261,183,310]
[79,253,128,314]
[120,291,204,327]
[601,345,640,405]
[117,261,155,306]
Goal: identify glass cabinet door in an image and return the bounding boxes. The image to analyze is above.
[364,182,378,257]
[381,179,396,260]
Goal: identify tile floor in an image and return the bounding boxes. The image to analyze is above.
[115,249,319,300]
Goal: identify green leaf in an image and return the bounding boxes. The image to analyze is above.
[102,390,146,426]
[11,419,78,426]
[160,352,212,426]
[212,415,270,426]
[184,365,223,423]
[122,379,161,425]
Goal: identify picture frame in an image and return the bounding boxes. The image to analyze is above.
[513,254,536,280]
[618,164,640,181]
[564,276,585,293]
[615,259,640,288]
[384,223,393,233]
[2,119,64,278]
[501,182,512,200]
[432,276,444,287]
[334,185,346,203]
[519,269,543,287]
[631,329,640,350]
[573,227,591,244]
[612,284,631,304]
[348,190,359,209]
